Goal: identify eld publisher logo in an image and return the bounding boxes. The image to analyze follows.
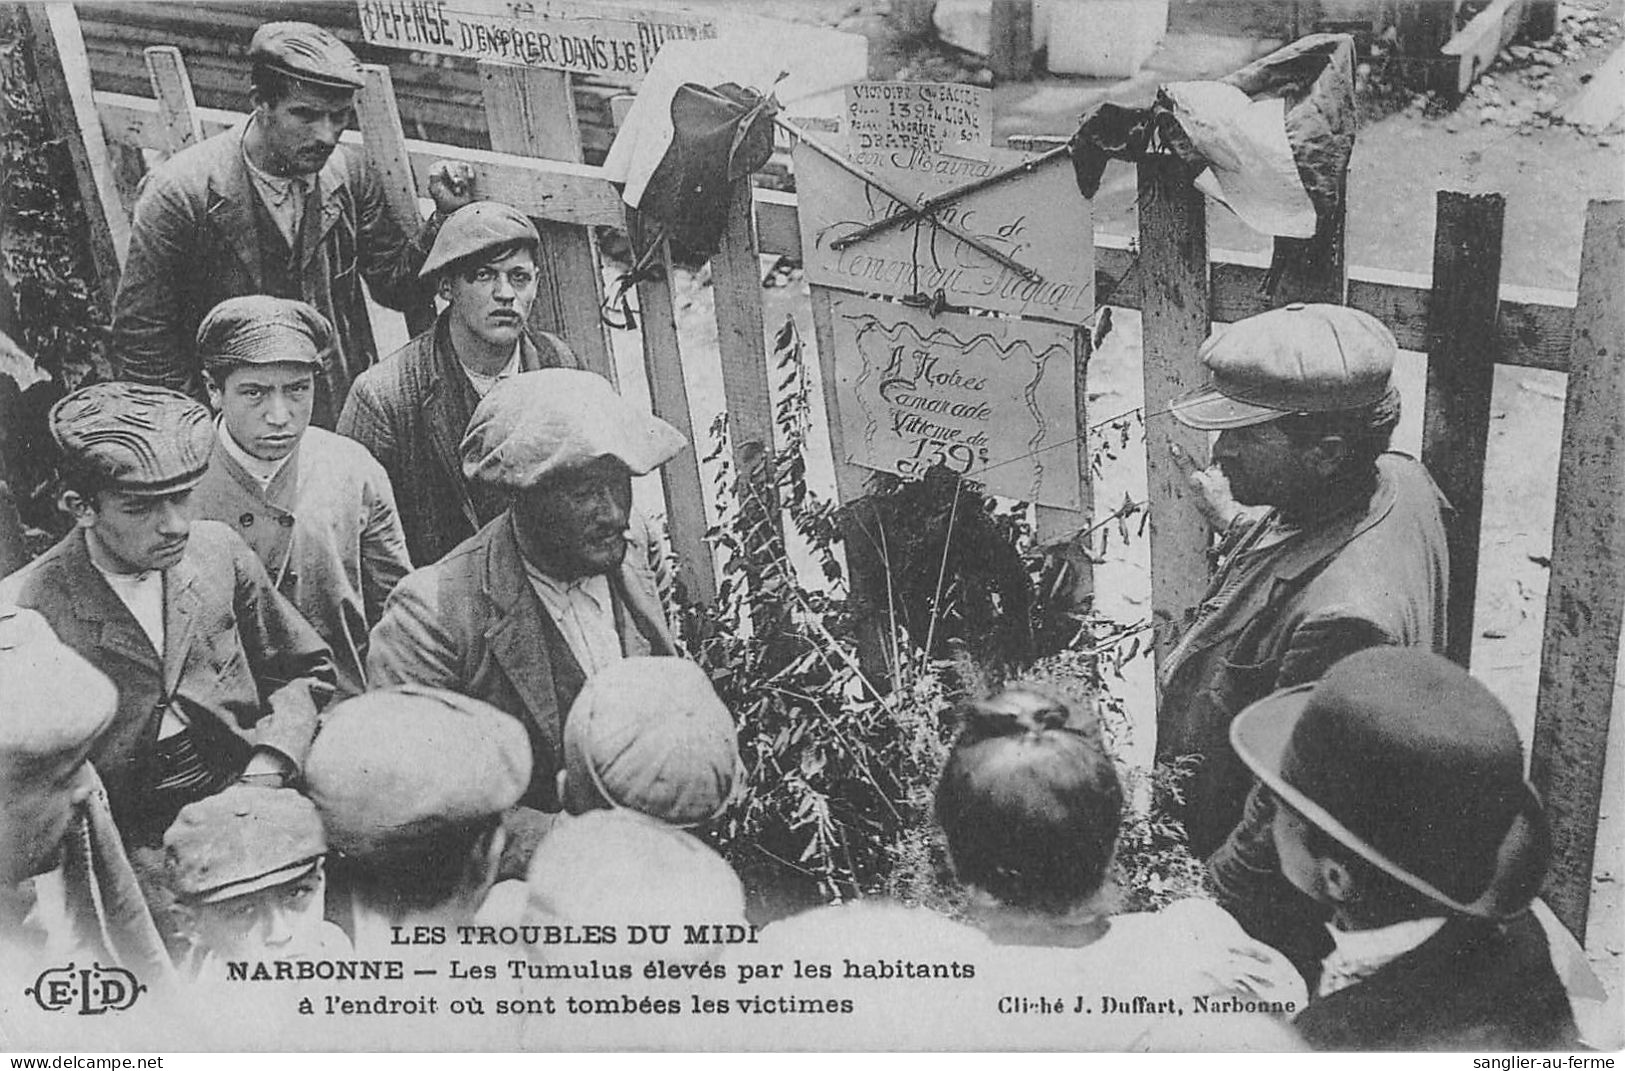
[26,963,144,1014]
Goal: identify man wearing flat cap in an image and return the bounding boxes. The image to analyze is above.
[192,296,411,698]
[304,686,531,952]
[1158,303,1451,976]
[368,370,685,836]
[111,20,477,426]
[1231,649,1575,1048]
[165,784,348,977]
[0,383,336,853]
[339,201,581,567]
[0,606,171,984]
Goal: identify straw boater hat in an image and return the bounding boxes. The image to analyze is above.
[1230,648,1550,918]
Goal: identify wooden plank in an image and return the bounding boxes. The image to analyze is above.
[1138,157,1215,766]
[1421,192,1505,669]
[712,179,782,546]
[1207,250,1274,324]
[479,62,614,383]
[26,4,128,309]
[1442,0,1527,97]
[626,209,715,606]
[142,45,201,153]
[988,0,1034,82]
[1034,326,1095,614]
[1530,199,1625,941]
[1522,0,1559,40]
[356,64,435,337]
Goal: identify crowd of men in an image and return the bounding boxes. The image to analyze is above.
[0,19,1604,1053]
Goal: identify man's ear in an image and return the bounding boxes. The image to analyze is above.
[473,824,507,891]
[1320,855,1360,907]
[60,490,96,530]
[1307,434,1350,478]
[203,370,226,414]
[436,275,454,305]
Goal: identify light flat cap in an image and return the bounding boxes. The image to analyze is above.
[419,201,541,279]
[197,295,332,371]
[0,605,117,778]
[51,382,215,496]
[164,785,326,904]
[461,369,686,489]
[305,686,532,857]
[565,657,738,826]
[249,22,364,91]
[525,810,745,930]
[1170,303,1399,430]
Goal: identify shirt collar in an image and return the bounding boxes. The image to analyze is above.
[523,561,611,608]
[1317,916,1447,998]
[460,343,524,396]
[240,124,310,203]
[218,418,295,492]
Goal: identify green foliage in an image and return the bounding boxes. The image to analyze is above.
[686,314,1206,922]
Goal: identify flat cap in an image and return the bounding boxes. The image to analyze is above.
[565,657,738,825]
[164,785,326,903]
[0,605,117,778]
[419,201,541,279]
[249,22,364,91]
[51,383,215,496]
[525,810,745,930]
[197,296,332,371]
[305,686,532,857]
[462,370,686,489]
[1170,303,1399,430]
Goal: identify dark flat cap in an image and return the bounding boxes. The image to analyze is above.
[0,605,117,779]
[249,22,364,91]
[51,383,215,496]
[164,785,326,904]
[197,295,331,371]
[462,370,686,489]
[419,201,541,279]
[305,686,532,857]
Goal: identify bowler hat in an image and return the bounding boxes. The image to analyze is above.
[249,22,364,92]
[419,201,541,280]
[197,295,332,371]
[51,382,215,496]
[1170,303,1399,430]
[1230,648,1550,918]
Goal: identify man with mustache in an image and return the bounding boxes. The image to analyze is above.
[0,383,335,854]
[1158,303,1451,979]
[366,369,685,868]
[111,21,475,426]
[191,296,411,699]
[338,202,580,566]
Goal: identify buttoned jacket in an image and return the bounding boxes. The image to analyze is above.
[0,523,335,835]
[336,316,579,566]
[191,426,411,698]
[111,121,432,426]
[366,513,676,812]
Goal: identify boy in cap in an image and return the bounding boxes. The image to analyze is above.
[304,686,531,952]
[1158,303,1451,975]
[1231,648,1576,1049]
[165,784,348,978]
[0,606,171,981]
[339,201,581,566]
[368,370,685,831]
[0,383,335,851]
[191,296,411,698]
[112,20,477,425]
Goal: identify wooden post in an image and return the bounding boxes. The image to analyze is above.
[1530,199,1625,940]
[24,4,128,310]
[356,64,435,338]
[1267,37,1353,306]
[143,45,201,153]
[989,0,1034,82]
[1421,192,1504,669]
[1139,157,1215,766]
[479,63,614,384]
[0,374,26,579]
[712,178,783,548]
[1034,326,1095,613]
[1522,0,1558,40]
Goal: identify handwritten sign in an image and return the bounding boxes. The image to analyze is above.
[356,0,715,85]
[845,82,992,161]
[828,296,1081,509]
[796,142,1093,324]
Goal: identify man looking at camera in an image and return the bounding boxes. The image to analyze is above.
[112,20,475,425]
[338,201,580,566]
